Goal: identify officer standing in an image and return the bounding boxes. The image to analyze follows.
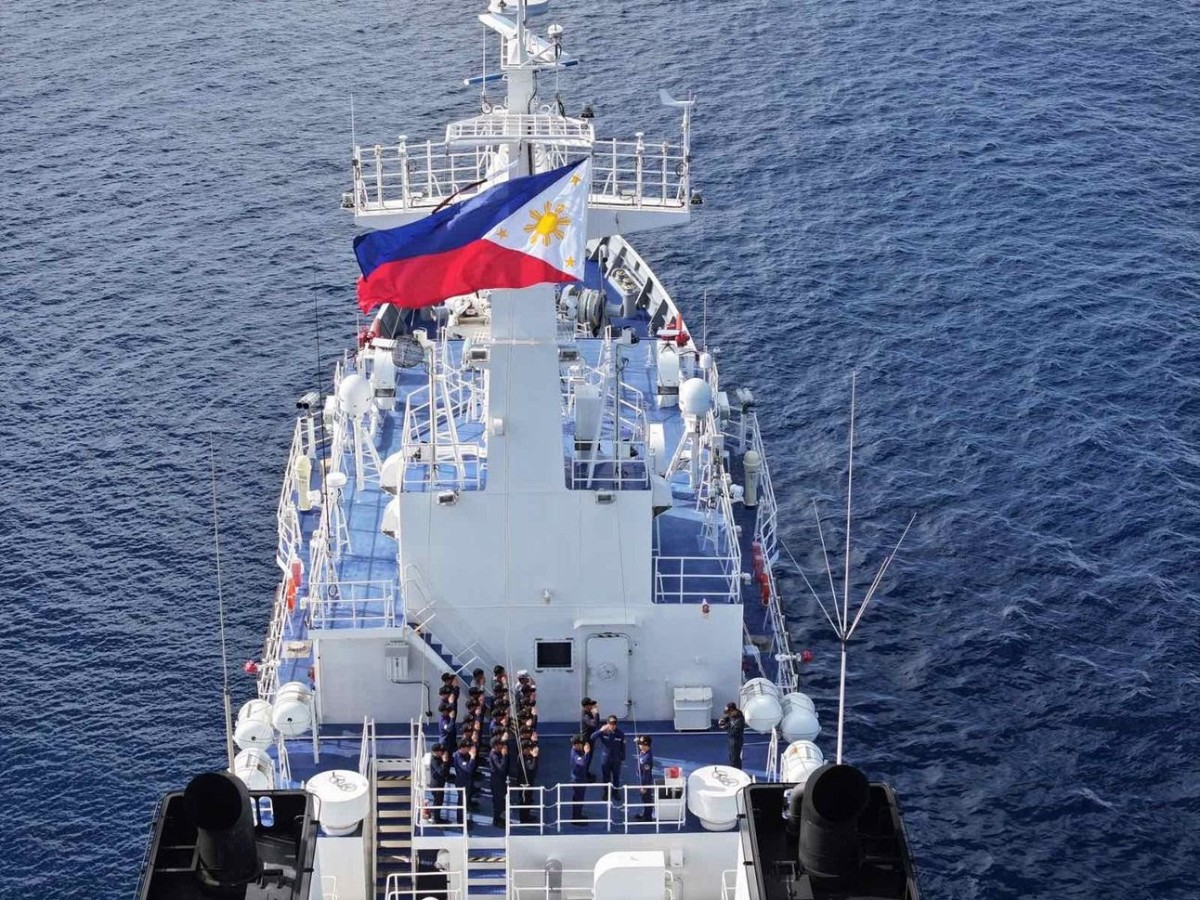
[488,738,510,827]
[568,736,593,824]
[579,698,600,780]
[515,744,540,824]
[634,735,655,821]
[590,715,627,795]
[452,742,478,827]
[428,743,450,825]
[438,704,458,751]
[718,702,746,769]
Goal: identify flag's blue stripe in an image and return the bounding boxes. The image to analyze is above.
[353,160,582,278]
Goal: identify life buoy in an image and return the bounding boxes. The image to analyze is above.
[751,541,765,580]
[286,558,303,612]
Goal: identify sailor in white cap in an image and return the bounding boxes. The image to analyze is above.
[516,669,537,692]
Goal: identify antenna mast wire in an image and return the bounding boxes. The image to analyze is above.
[835,372,857,765]
[209,435,236,771]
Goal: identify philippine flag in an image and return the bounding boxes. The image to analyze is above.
[354,159,590,313]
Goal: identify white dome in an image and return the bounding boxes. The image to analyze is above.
[686,765,752,831]
[306,769,370,836]
[679,377,714,416]
[337,373,373,417]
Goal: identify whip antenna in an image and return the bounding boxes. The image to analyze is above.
[831,373,914,765]
[209,434,236,771]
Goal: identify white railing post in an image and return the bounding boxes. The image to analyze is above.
[373,144,384,205]
[398,135,410,208]
[634,132,644,207]
[661,141,668,203]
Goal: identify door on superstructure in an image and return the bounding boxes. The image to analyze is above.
[585,633,631,718]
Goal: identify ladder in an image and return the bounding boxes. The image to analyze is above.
[375,758,415,900]
[465,836,508,897]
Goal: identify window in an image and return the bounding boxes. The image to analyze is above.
[535,639,574,671]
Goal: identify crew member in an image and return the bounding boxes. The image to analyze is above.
[452,742,478,827]
[569,736,593,824]
[635,735,655,821]
[591,715,627,795]
[718,702,746,769]
[428,743,450,825]
[488,738,510,828]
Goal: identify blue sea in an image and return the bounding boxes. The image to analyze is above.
[2,0,1198,897]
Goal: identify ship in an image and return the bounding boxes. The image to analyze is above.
[136,2,921,899]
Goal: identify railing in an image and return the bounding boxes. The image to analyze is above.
[511,869,599,900]
[652,554,741,604]
[359,716,377,777]
[550,782,612,832]
[386,878,460,900]
[276,735,292,784]
[765,727,781,782]
[308,578,399,629]
[742,412,797,693]
[276,418,307,571]
[446,113,594,146]
[407,590,497,679]
[255,582,289,700]
[512,868,678,900]
[397,335,488,493]
[507,784,548,831]
[721,869,739,900]
[746,411,781,565]
[410,721,469,836]
[351,133,689,214]
[617,783,688,832]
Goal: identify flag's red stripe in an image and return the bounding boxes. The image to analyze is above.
[357,239,574,312]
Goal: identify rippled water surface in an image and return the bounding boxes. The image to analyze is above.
[3,1,1199,897]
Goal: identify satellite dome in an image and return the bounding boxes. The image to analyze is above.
[337,374,372,417]
[679,378,714,416]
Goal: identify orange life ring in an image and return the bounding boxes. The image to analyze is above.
[286,558,303,612]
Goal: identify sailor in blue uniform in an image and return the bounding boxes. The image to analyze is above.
[488,738,510,827]
[452,742,478,826]
[579,698,599,779]
[438,704,458,751]
[568,736,593,824]
[428,743,450,824]
[634,735,655,821]
[718,702,745,769]
[590,715,627,794]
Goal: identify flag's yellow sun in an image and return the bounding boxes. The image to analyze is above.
[524,202,570,247]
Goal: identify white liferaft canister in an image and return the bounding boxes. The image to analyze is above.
[738,677,783,733]
[233,699,275,750]
[232,748,276,790]
[271,681,314,737]
[306,769,370,836]
[686,765,752,831]
[780,740,825,786]
[779,692,821,742]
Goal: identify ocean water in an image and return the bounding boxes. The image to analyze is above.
[2,0,1198,897]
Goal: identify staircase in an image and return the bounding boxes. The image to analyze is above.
[465,837,508,897]
[375,758,415,900]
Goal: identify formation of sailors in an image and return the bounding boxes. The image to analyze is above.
[425,663,749,829]
[426,666,541,829]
